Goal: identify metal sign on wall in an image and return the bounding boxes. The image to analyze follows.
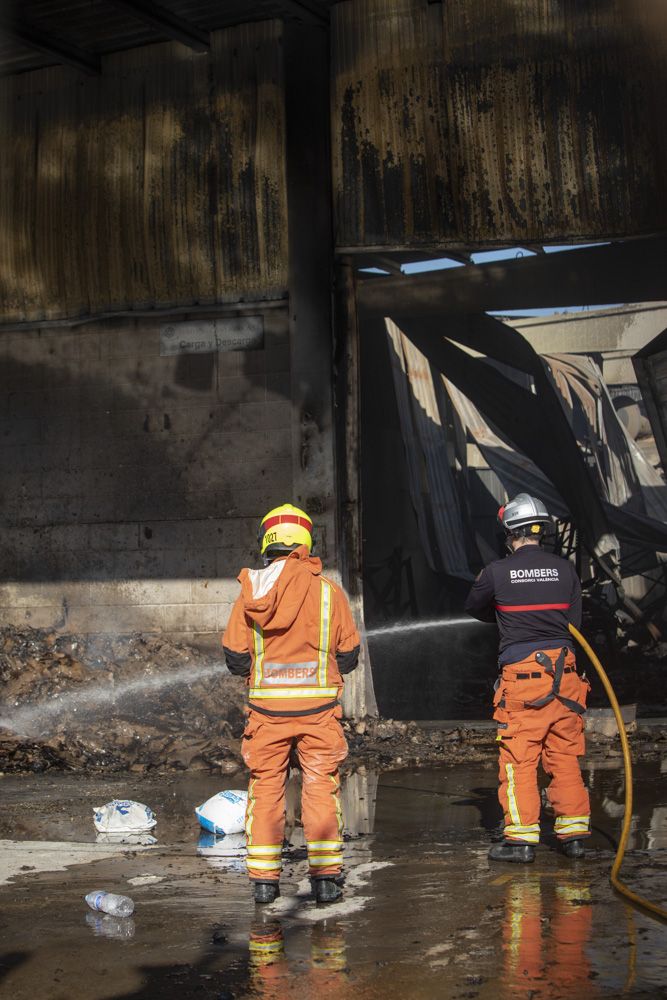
[160,317,265,356]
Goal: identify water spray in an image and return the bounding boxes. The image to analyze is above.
[366,616,485,640]
[0,662,227,739]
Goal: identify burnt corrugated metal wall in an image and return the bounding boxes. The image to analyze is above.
[0,21,287,324]
[332,0,667,248]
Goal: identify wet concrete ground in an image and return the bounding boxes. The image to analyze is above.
[0,759,665,1000]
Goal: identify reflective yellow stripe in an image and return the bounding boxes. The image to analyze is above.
[505,831,539,844]
[246,778,256,844]
[509,907,522,962]
[554,816,590,833]
[557,886,592,902]
[318,579,332,687]
[246,858,282,870]
[309,856,343,866]
[249,687,339,699]
[505,823,540,844]
[247,845,282,856]
[307,841,343,851]
[250,941,284,954]
[505,763,521,826]
[252,623,265,687]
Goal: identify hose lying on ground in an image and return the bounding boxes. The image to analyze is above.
[569,623,667,922]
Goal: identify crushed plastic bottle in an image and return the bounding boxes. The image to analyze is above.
[85,890,135,917]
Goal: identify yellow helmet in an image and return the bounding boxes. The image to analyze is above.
[258,503,313,560]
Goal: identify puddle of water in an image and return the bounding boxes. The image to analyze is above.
[0,761,665,999]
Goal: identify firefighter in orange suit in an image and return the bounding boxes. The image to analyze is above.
[222,503,360,904]
[465,493,591,863]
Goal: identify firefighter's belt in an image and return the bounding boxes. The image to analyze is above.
[515,667,576,680]
[248,699,339,718]
[523,648,586,715]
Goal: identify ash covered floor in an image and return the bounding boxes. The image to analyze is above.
[0,762,665,1000]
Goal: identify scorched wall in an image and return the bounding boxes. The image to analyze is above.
[0,305,310,646]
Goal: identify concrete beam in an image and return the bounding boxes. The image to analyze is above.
[358,237,667,315]
[278,1,329,25]
[107,0,210,52]
[0,16,100,74]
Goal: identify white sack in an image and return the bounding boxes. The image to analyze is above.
[93,799,157,834]
[195,789,247,835]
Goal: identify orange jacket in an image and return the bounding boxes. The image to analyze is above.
[222,546,360,714]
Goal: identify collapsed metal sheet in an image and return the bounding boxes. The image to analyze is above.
[386,319,667,602]
[543,354,667,527]
[385,318,473,580]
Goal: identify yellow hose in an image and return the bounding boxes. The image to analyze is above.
[569,623,667,922]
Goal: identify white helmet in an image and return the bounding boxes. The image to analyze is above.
[498,493,552,535]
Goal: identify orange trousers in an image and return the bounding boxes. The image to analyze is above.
[493,648,591,844]
[241,708,348,881]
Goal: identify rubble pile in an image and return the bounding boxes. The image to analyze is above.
[1,626,664,776]
[342,717,498,770]
[342,716,667,770]
[0,626,246,774]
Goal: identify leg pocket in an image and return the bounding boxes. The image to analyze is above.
[327,717,349,762]
[578,675,591,709]
[243,715,262,741]
[493,702,513,742]
[241,715,263,767]
[492,682,506,717]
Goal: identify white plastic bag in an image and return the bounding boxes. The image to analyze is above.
[195,789,247,835]
[93,799,157,834]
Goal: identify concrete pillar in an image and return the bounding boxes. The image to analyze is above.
[284,20,336,552]
[284,26,377,719]
[335,258,378,719]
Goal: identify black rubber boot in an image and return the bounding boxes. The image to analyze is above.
[311,878,343,904]
[253,881,280,904]
[488,840,536,864]
[560,838,586,859]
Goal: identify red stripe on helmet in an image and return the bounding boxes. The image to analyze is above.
[262,514,312,533]
[495,603,570,612]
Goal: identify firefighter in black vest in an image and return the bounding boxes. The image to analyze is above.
[465,493,591,863]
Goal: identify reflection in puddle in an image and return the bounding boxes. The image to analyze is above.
[248,918,347,1000]
[247,918,348,998]
[584,759,667,851]
[500,875,597,998]
[84,911,135,940]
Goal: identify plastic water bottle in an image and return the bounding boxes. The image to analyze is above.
[85,890,135,917]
